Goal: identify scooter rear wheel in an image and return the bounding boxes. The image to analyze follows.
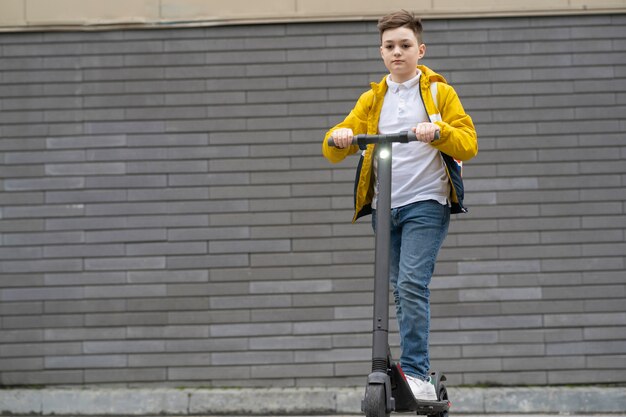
[437,385,449,417]
[363,384,390,417]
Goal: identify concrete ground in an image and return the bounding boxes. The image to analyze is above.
[1,386,625,415]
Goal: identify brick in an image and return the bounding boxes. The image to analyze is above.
[165,338,248,353]
[250,335,332,350]
[126,325,209,339]
[546,340,626,356]
[126,241,207,256]
[547,369,626,385]
[167,282,247,297]
[541,257,623,273]
[127,133,207,147]
[584,327,626,341]
[45,162,125,176]
[4,177,84,191]
[0,329,43,344]
[85,312,167,327]
[543,285,625,300]
[1,370,83,385]
[168,173,249,187]
[127,270,208,284]
[167,226,249,242]
[45,354,127,369]
[85,257,165,271]
[3,313,83,329]
[501,300,577,315]
[1,259,83,274]
[210,322,292,337]
[251,250,332,267]
[0,341,81,357]
[251,363,334,379]
[166,254,248,269]
[44,299,126,314]
[84,284,167,299]
[0,164,45,179]
[83,340,165,354]
[168,365,250,381]
[127,214,208,228]
[209,239,290,254]
[545,312,626,328]
[210,294,291,310]
[70,195,153,221]
[84,175,167,189]
[43,244,123,259]
[45,189,127,204]
[0,301,43,316]
[44,327,126,342]
[460,315,543,330]
[458,260,541,275]
[85,229,166,243]
[0,246,42,260]
[3,203,85,219]
[250,280,332,294]
[85,367,166,383]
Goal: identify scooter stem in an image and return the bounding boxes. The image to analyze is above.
[371,143,392,372]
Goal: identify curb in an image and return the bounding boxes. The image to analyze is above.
[1,386,625,415]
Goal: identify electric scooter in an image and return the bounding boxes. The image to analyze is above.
[328,131,451,417]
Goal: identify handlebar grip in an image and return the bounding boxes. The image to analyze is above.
[326,130,440,147]
[326,137,356,147]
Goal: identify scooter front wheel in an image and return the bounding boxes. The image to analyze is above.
[363,384,390,417]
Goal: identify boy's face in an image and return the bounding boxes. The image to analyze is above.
[380,26,426,83]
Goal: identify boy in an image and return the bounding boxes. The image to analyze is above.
[322,10,477,400]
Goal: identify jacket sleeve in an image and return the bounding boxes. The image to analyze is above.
[322,90,372,164]
[432,84,478,162]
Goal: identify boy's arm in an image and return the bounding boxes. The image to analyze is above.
[431,84,478,162]
[322,91,372,163]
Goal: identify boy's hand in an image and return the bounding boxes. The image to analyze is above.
[412,123,440,143]
[330,128,354,149]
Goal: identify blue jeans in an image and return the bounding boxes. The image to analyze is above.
[372,200,450,381]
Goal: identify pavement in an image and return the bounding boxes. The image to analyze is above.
[1,386,625,415]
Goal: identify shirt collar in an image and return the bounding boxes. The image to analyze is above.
[385,70,422,93]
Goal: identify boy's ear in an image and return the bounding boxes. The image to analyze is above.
[418,43,426,59]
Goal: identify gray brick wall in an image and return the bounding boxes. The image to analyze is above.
[1,14,625,387]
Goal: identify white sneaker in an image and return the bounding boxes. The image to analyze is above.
[406,374,437,401]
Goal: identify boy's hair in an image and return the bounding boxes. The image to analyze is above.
[377,10,423,44]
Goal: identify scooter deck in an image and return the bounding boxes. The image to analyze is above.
[390,363,450,415]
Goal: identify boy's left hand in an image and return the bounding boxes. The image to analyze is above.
[412,122,440,143]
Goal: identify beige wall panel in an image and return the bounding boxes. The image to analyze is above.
[161,0,297,19]
[434,0,570,13]
[570,0,626,8]
[0,0,25,25]
[296,0,432,16]
[25,0,160,25]
[1,0,625,29]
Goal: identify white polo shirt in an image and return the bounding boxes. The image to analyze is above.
[372,71,450,209]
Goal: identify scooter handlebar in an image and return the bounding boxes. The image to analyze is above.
[326,130,440,148]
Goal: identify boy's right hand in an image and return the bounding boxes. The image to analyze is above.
[330,128,354,149]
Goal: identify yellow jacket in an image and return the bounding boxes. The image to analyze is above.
[322,65,478,222]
